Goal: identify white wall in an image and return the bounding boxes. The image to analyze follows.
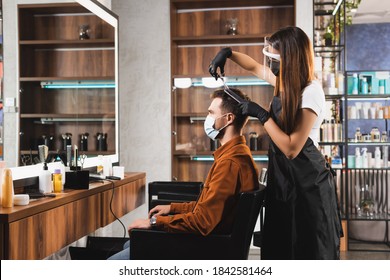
[111,0,171,184]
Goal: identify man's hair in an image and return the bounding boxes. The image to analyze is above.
[211,88,250,131]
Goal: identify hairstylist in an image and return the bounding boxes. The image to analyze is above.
[209,26,342,260]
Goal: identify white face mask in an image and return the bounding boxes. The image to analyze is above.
[204,114,229,141]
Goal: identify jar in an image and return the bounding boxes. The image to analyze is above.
[381,131,388,142]
[53,169,62,193]
[354,127,362,142]
[249,132,259,151]
[370,127,380,142]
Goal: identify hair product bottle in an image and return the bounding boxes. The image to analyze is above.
[1,168,14,208]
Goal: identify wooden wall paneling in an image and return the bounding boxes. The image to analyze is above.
[32,49,114,78]
[174,87,212,114]
[174,46,265,76]
[7,195,101,260]
[175,119,209,153]
[177,158,213,182]
[100,178,146,226]
[33,15,114,40]
[175,7,294,37]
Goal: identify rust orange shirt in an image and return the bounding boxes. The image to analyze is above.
[156,135,259,235]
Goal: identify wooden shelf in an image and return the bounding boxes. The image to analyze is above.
[20,77,115,82]
[172,0,294,9]
[20,150,115,156]
[19,39,115,48]
[172,34,270,45]
[20,114,115,119]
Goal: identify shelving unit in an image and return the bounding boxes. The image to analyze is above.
[0,0,3,160]
[17,2,117,165]
[170,0,295,181]
[313,1,390,252]
[344,70,390,252]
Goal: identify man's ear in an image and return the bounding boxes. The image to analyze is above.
[226,113,235,124]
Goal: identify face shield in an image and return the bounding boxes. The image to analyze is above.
[263,38,281,78]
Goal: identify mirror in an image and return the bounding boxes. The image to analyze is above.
[14,0,118,174]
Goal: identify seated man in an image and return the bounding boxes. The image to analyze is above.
[108,88,259,259]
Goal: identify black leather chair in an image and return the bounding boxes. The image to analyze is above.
[129,187,265,260]
[148,181,203,210]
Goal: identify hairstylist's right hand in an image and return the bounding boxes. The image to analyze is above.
[239,101,270,125]
[208,47,232,80]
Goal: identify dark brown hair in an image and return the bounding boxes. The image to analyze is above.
[269,26,315,134]
[211,88,250,131]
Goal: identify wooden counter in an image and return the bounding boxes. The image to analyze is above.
[0,172,146,260]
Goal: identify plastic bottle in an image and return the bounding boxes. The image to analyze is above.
[374,147,381,168]
[361,77,368,94]
[53,169,62,193]
[39,162,52,193]
[355,147,362,168]
[97,155,104,176]
[361,148,368,168]
[1,168,14,208]
[0,161,6,206]
[54,156,66,190]
[352,73,358,95]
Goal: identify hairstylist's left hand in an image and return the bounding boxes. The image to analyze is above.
[239,101,270,125]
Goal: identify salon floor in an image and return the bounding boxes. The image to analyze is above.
[248,246,390,260]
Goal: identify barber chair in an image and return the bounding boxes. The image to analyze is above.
[69,181,202,260]
[129,186,265,260]
[148,181,203,210]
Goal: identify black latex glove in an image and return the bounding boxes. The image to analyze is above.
[208,47,232,80]
[240,101,270,125]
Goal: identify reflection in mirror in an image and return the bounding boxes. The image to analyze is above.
[14,0,118,178]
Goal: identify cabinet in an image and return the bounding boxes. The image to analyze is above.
[17,2,118,166]
[171,0,295,181]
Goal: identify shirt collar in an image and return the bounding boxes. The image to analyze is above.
[213,135,246,160]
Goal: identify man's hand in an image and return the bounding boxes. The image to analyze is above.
[128,218,151,233]
[148,205,171,218]
[208,47,232,80]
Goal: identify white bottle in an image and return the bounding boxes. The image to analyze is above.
[361,148,368,168]
[374,147,381,168]
[39,162,52,193]
[355,147,362,168]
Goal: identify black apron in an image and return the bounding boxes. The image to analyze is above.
[261,96,342,260]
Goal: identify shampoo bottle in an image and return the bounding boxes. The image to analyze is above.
[39,162,52,193]
[352,73,358,95]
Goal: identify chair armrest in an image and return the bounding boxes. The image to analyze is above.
[129,229,233,260]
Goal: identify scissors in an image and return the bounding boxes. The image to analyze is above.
[80,154,87,170]
[218,75,245,104]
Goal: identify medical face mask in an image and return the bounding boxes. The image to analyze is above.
[269,58,280,76]
[262,41,281,77]
[204,114,229,141]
